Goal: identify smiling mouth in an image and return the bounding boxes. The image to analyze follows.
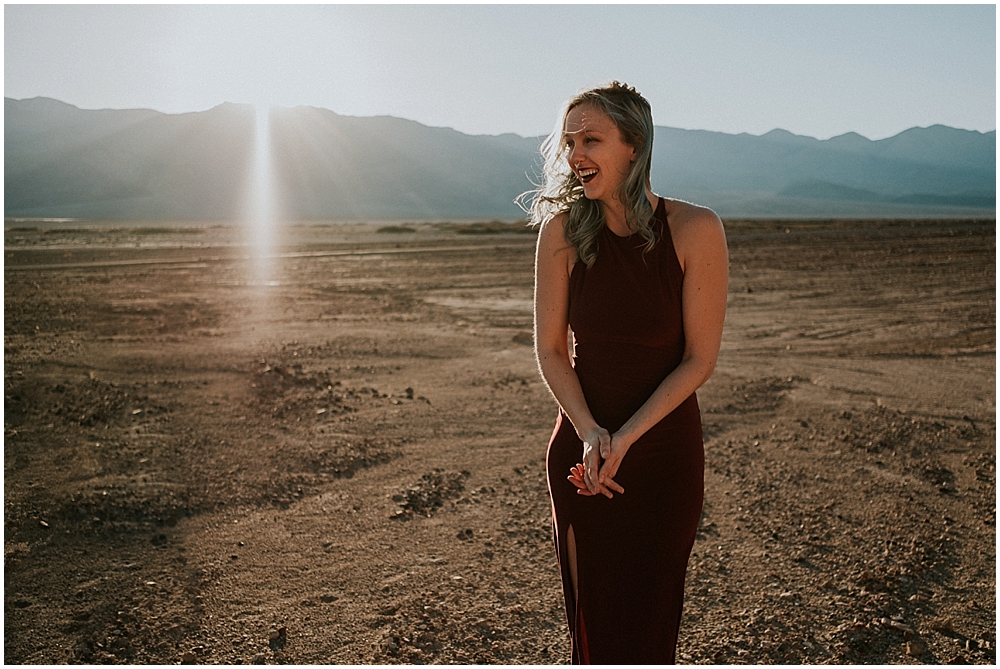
[578,168,598,184]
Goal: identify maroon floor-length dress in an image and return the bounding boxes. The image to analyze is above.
[546,197,704,664]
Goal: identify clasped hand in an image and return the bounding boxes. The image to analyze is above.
[568,426,628,498]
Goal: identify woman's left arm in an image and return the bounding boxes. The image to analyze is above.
[595,206,729,490]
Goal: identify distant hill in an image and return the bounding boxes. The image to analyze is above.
[5,97,995,220]
[654,125,995,217]
[5,97,255,219]
[268,105,541,220]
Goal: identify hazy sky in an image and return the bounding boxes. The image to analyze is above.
[5,4,995,140]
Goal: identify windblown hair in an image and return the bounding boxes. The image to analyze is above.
[522,81,657,267]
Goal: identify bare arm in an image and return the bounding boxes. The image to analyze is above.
[533,214,617,496]
[597,205,729,486]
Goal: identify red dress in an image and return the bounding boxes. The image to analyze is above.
[546,197,704,664]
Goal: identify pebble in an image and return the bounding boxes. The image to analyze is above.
[181,650,198,663]
[888,620,917,638]
[252,652,266,664]
[928,618,954,632]
[906,639,927,656]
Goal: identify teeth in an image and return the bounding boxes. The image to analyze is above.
[579,168,597,177]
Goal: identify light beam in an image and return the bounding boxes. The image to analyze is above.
[247,102,276,284]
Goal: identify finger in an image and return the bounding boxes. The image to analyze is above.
[599,456,621,483]
[603,477,624,494]
[583,459,598,494]
[599,433,612,459]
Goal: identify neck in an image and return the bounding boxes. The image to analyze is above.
[600,198,629,233]
[601,188,656,235]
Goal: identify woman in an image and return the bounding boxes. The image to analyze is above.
[529,82,728,663]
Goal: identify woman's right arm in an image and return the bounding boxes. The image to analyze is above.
[534,215,616,497]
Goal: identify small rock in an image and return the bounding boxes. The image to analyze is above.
[888,620,917,637]
[320,594,338,603]
[181,650,198,663]
[928,618,954,632]
[252,652,266,664]
[907,639,927,656]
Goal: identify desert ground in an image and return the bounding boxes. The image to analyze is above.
[4,217,995,665]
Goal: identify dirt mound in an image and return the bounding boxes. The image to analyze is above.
[391,470,472,519]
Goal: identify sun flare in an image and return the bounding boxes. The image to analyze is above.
[247,102,276,283]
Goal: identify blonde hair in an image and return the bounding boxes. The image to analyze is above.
[522,81,657,267]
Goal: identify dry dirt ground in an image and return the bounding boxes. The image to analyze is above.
[4,218,995,665]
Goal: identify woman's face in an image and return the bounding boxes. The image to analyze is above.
[563,103,636,206]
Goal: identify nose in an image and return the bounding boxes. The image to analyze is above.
[568,142,583,166]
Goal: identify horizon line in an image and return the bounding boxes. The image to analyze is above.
[6,95,996,144]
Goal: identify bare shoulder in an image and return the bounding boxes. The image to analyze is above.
[662,198,724,240]
[536,212,578,272]
[538,211,568,240]
[660,198,727,269]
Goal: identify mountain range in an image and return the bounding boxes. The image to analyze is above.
[5,97,995,220]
